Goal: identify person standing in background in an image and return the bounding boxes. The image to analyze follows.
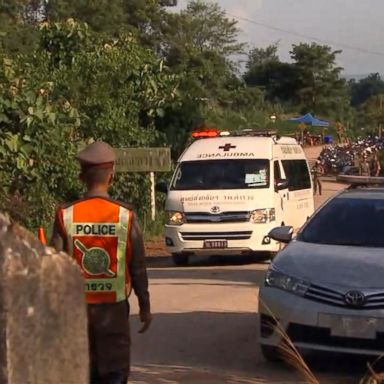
[370,153,382,176]
[359,153,371,176]
[312,160,324,195]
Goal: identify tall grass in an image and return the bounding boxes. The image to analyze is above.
[261,299,384,384]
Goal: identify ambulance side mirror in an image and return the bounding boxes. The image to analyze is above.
[156,181,168,194]
[275,179,289,192]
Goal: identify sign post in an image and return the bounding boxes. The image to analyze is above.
[150,171,156,221]
[114,148,171,221]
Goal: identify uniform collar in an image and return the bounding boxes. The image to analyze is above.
[84,191,110,198]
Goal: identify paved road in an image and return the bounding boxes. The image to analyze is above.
[130,262,372,384]
[130,180,373,383]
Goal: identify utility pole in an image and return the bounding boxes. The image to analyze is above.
[380,94,383,138]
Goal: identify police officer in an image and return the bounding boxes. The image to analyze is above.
[370,153,382,177]
[51,141,152,384]
[359,153,371,176]
[312,160,323,196]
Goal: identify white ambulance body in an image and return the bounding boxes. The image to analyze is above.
[164,130,314,265]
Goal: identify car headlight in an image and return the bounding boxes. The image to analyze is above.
[265,269,310,296]
[250,208,276,223]
[167,211,185,225]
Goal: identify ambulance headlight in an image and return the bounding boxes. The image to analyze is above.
[250,208,276,224]
[167,211,185,225]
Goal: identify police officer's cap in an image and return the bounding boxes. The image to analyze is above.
[76,141,116,167]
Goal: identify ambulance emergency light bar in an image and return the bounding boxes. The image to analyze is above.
[191,129,230,138]
[191,128,277,139]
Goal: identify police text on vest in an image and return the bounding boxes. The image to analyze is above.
[75,224,117,236]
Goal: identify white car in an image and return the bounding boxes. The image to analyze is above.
[260,181,384,360]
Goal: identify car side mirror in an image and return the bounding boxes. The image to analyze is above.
[275,179,289,192]
[268,226,294,243]
[155,181,168,194]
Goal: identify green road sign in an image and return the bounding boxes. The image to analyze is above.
[114,148,171,172]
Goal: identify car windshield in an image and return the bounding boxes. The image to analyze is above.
[298,196,384,247]
[171,159,270,190]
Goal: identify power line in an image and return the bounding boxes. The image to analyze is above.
[226,12,384,57]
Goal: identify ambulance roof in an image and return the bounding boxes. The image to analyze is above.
[179,136,299,162]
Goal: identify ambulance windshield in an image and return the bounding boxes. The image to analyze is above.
[171,159,270,190]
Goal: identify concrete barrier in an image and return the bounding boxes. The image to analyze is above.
[0,214,88,384]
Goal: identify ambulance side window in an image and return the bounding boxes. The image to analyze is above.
[282,160,311,191]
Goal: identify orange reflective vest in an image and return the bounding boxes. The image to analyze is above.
[59,197,133,304]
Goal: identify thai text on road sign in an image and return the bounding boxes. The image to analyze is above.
[114,148,171,172]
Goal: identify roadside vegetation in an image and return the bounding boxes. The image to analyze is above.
[1,0,384,233]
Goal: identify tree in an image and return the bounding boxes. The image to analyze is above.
[244,45,299,104]
[0,19,182,229]
[349,73,384,107]
[0,0,172,47]
[0,53,81,228]
[0,0,42,55]
[163,0,246,108]
[44,0,128,34]
[290,43,348,115]
[357,94,384,133]
[246,44,279,69]
[164,0,244,60]
[0,0,43,24]
[153,0,250,148]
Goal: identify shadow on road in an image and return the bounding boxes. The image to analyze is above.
[147,254,271,269]
[130,311,371,384]
[148,265,267,286]
[305,351,383,380]
[131,311,299,383]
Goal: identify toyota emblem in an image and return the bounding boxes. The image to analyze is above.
[344,290,366,308]
[210,206,221,214]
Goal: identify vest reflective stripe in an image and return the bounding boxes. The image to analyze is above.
[63,204,131,303]
[63,205,74,256]
[115,207,129,302]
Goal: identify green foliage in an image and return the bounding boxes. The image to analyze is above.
[0,55,80,228]
[244,59,299,104]
[356,94,384,132]
[349,73,384,107]
[0,19,181,230]
[290,43,349,116]
[0,0,380,237]
[165,0,244,58]
[246,44,279,68]
[45,0,128,33]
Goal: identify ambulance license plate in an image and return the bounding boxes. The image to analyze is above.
[204,240,228,249]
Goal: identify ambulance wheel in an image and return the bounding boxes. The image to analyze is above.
[261,345,281,362]
[172,253,189,266]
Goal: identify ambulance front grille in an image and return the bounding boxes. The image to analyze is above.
[184,211,250,223]
[180,231,252,241]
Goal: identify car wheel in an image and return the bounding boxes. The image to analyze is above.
[261,345,281,362]
[172,253,189,266]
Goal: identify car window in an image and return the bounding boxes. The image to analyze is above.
[282,160,311,191]
[298,196,384,247]
[171,159,270,190]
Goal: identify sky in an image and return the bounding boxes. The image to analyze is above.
[174,0,384,76]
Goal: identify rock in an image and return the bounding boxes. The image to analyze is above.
[0,214,88,384]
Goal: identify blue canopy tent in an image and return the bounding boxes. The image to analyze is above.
[288,113,330,144]
[288,113,329,127]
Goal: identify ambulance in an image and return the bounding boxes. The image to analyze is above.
[158,129,314,265]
